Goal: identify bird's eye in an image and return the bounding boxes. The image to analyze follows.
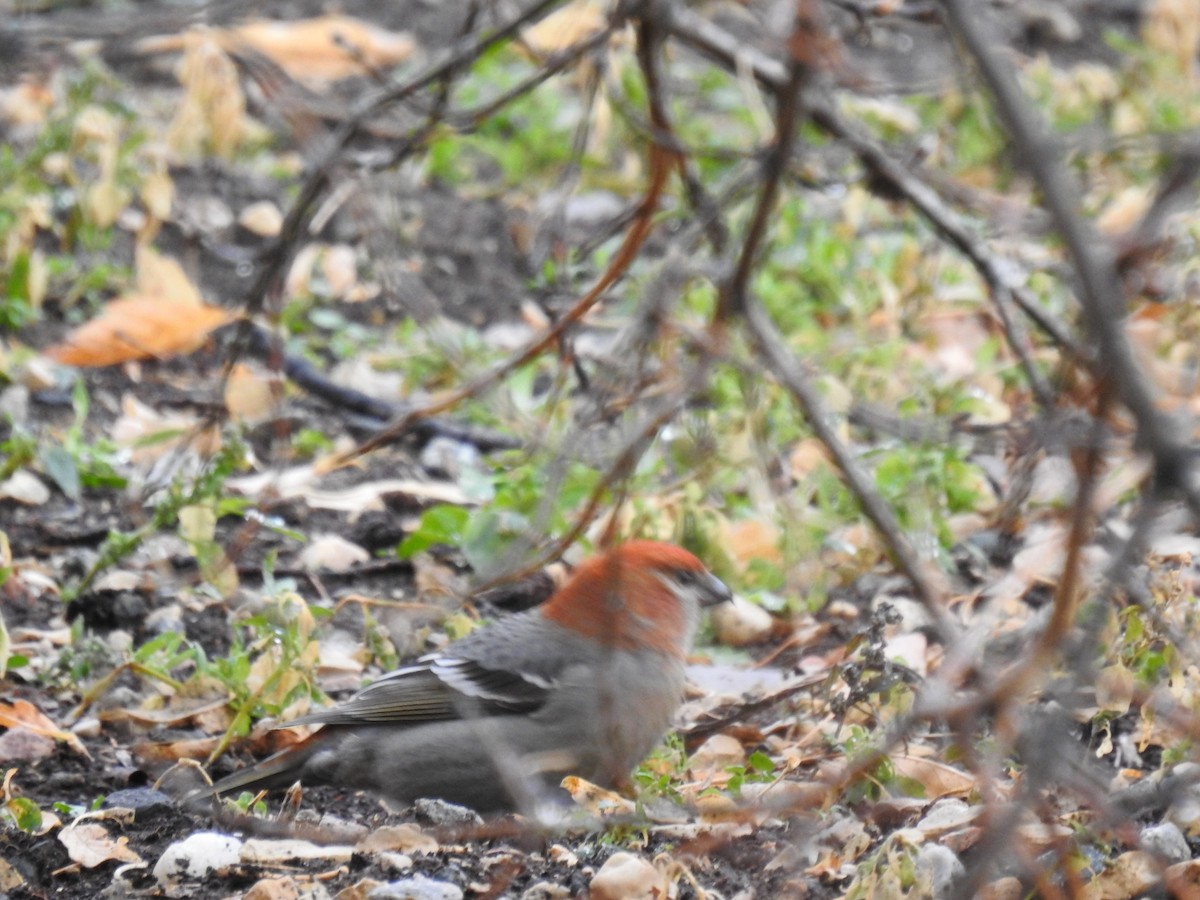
[671,567,699,585]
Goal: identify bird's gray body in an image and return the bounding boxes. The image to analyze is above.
[208,544,728,812]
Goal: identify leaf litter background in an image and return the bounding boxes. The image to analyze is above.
[3,0,1200,898]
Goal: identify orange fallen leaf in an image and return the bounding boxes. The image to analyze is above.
[561,776,636,816]
[139,15,415,82]
[45,248,234,367]
[0,699,91,759]
[45,296,232,367]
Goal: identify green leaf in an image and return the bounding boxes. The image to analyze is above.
[748,751,775,775]
[6,797,43,832]
[397,504,470,558]
[41,445,81,501]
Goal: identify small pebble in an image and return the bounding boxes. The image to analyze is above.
[368,874,464,900]
[103,787,175,822]
[153,832,243,885]
[414,798,483,828]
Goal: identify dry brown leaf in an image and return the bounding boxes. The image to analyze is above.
[97,697,231,729]
[890,755,975,798]
[321,244,359,299]
[977,877,1025,900]
[561,776,637,817]
[299,535,370,572]
[524,0,609,55]
[721,519,782,567]
[243,876,304,900]
[229,465,471,514]
[224,362,280,423]
[1143,0,1200,79]
[135,244,201,302]
[0,727,56,762]
[1016,821,1073,852]
[0,857,24,892]
[687,734,745,781]
[0,699,90,759]
[357,824,438,855]
[922,308,999,380]
[59,821,144,868]
[1097,186,1152,236]
[111,393,223,463]
[166,31,247,158]
[789,438,832,479]
[0,78,56,127]
[134,720,311,769]
[1080,850,1159,900]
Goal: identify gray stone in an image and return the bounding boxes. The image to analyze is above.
[915,844,964,900]
[414,797,483,828]
[1141,821,1189,863]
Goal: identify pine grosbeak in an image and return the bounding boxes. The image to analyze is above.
[209,540,731,812]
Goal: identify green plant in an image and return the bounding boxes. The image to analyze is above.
[723,750,776,796]
[633,732,688,805]
[212,569,328,756]
[63,430,250,601]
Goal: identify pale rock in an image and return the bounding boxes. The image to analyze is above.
[589,852,663,900]
[241,838,354,864]
[977,877,1023,900]
[711,595,773,646]
[1166,770,1200,836]
[688,734,745,774]
[376,853,413,874]
[0,470,49,505]
[239,200,283,237]
[367,874,463,900]
[547,844,578,867]
[915,844,963,900]
[300,535,370,572]
[0,385,29,421]
[24,357,58,391]
[71,717,102,738]
[520,883,571,900]
[357,824,438,855]
[153,832,242,884]
[243,875,301,900]
[916,798,976,838]
[413,798,482,827]
[1141,822,1189,863]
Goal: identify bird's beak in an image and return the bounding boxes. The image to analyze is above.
[700,572,734,608]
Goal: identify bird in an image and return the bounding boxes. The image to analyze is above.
[206,540,732,813]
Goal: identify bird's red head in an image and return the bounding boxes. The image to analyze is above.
[540,540,731,657]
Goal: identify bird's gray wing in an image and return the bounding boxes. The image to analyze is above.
[285,655,551,727]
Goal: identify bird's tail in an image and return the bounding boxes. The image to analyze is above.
[201,730,327,800]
